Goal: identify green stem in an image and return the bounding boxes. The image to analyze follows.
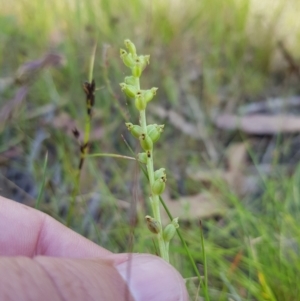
[88,42,97,83]
[86,153,136,160]
[67,170,80,226]
[83,115,91,146]
[150,195,169,261]
[159,194,208,299]
[139,103,168,261]
[67,113,92,226]
[67,46,96,226]
[35,152,48,209]
[140,109,147,129]
[200,221,210,301]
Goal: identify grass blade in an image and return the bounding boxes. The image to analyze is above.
[35,152,48,209]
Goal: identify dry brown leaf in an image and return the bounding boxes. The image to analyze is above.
[227,142,247,171]
[150,105,202,139]
[225,143,249,196]
[238,96,300,115]
[15,53,64,85]
[150,104,219,161]
[187,143,259,197]
[161,191,227,223]
[215,114,300,134]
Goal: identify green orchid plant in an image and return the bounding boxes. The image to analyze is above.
[119,39,179,262]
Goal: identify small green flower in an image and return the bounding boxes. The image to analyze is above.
[124,39,137,55]
[120,83,137,98]
[132,60,142,78]
[139,133,153,151]
[154,168,166,180]
[125,76,138,86]
[137,152,147,164]
[163,218,179,242]
[152,176,166,195]
[120,49,135,68]
[145,215,161,234]
[147,124,164,143]
[143,87,158,103]
[138,55,150,71]
[125,122,143,138]
[135,92,147,110]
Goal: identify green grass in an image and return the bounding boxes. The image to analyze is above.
[1,0,300,299]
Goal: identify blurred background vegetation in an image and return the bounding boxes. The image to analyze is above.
[1,0,300,300]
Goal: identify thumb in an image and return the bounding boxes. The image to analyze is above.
[114,253,188,301]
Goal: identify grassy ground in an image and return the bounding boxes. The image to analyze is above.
[1,0,300,300]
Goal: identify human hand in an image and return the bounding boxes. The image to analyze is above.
[0,196,188,301]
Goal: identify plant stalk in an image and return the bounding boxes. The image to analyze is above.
[139,107,168,261]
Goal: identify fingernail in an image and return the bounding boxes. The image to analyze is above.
[115,254,188,301]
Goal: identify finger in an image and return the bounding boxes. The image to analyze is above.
[0,196,111,258]
[114,253,188,301]
[0,256,133,301]
[0,254,188,301]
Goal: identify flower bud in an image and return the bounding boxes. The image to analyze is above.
[139,55,150,71]
[120,83,137,98]
[125,123,143,138]
[125,76,138,86]
[132,62,142,77]
[147,124,164,143]
[163,218,179,242]
[137,152,147,164]
[135,93,147,111]
[145,215,161,234]
[120,48,127,56]
[120,49,135,68]
[124,39,137,55]
[152,176,166,195]
[143,87,158,103]
[139,133,153,151]
[154,168,166,180]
